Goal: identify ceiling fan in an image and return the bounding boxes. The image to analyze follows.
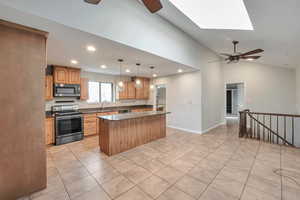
[220,41,264,64]
[84,0,163,13]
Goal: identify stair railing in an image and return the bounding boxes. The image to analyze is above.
[239,109,300,147]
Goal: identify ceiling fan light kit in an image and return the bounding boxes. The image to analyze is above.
[220,41,264,64]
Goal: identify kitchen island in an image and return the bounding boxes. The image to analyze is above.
[98,111,169,156]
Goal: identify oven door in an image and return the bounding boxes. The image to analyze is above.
[55,115,83,137]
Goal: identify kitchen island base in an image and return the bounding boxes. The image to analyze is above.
[99,113,167,156]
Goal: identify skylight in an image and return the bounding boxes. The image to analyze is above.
[168,0,253,30]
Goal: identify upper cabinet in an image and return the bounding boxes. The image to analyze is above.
[69,68,81,84]
[53,66,81,84]
[80,78,89,100]
[54,66,68,84]
[45,75,53,101]
[118,77,150,100]
[127,81,136,99]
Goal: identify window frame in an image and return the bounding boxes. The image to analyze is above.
[87,81,114,103]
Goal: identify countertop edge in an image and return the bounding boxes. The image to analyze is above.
[98,111,170,121]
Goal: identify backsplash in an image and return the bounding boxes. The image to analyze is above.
[45,98,152,111]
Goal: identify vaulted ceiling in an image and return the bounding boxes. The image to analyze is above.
[158,0,300,68]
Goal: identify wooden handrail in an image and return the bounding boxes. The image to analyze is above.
[239,109,296,147]
[248,111,300,118]
[247,112,293,146]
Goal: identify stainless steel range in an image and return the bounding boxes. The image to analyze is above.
[52,104,83,145]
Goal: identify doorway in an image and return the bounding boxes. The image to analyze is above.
[156,84,166,111]
[226,83,245,117]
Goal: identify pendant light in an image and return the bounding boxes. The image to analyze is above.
[135,63,142,89]
[117,59,125,92]
[150,66,155,90]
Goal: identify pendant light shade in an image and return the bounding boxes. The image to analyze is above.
[117,59,124,92]
[135,63,142,89]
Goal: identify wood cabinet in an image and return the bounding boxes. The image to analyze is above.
[96,112,118,135]
[80,78,89,100]
[118,82,128,100]
[54,66,68,84]
[143,79,150,99]
[45,118,54,145]
[53,66,81,84]
[68,68,81,84]
[127,81,136,99]
[84,112,119,136]
[118,78,150,100]
[45,75,53,100]
[84,113,97,136]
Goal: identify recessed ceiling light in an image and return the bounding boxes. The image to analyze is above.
[177,69,183,73]
[169,0,253,30]
[125,69,131,73]
[86,45,96,52]
[101,65,107,69]
[71,60,78,64]
[153,74,157,77]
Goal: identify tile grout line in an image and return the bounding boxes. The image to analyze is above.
[154,130,238,200]
[68,145,116,200]
[196,137,242,200]
[238,140,262,200]
[47,149,73,200]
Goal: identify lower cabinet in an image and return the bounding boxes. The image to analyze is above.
[83,113,97,136]
[84,112,119,136]
[45,118,54,145]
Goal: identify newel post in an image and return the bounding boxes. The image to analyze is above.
[239,109,249,137]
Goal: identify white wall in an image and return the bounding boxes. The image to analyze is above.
[154,72,203,133]
[153,50,224,133]
[0,0,202,69]
[201,60,224,131]
[297,68,300,114]
[223,62,297,114]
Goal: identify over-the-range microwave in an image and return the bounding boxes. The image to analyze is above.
[54,83,81,97]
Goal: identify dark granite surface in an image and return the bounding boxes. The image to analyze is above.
[98,111,170,121]
[45,105,153,118]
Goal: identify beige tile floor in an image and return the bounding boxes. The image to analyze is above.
[21,121,300,200]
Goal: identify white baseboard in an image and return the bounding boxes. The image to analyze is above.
[167,125,201,134]
[201,121,226,134]
[167,121,226,135]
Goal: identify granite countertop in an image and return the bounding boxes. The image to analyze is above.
[98,111,170,121]
[45,105,153,118]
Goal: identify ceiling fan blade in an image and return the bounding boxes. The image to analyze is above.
[142,0,163,13]
[84,0,102,5]
[240,49,264,57]
[220,53,232,57]
[241,56,261,60]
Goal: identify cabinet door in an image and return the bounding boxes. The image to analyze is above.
[80,78,89,100]
[118,82,128,100]
[127,81,136,99]
[68,68,81,84]
[143,78,150,99]
[45,118,54,145]
[54,66,68,84]
[84,114,97,136]
[45,75,53,100]
[135,79,144,99]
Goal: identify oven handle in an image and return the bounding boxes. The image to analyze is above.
[56,115,83,120]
